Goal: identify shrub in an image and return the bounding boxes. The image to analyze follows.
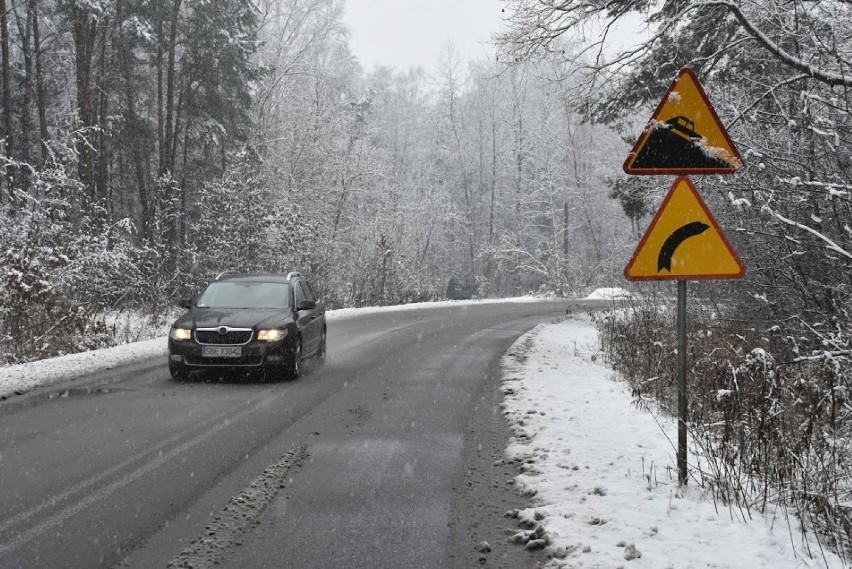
[596,293,852,560]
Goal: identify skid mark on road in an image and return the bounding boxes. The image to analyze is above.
[168,443,309,569]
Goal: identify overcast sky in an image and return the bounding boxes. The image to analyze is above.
[343,0,507,73]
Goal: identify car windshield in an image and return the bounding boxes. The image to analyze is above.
[195,282,290,309]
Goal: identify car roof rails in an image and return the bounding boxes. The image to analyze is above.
[213,270,304,282]
[215,270,244,280]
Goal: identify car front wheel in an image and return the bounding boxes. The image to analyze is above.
[316,329,327,365]
[286,339,302,380]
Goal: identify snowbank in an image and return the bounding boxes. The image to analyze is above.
[584,287,634,300]
[499,316,843,568]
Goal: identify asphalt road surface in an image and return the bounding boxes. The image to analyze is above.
[0,299,604,568]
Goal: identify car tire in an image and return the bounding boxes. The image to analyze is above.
[169,361,190,381]
[286,339,302,380]
[316,328,327,365]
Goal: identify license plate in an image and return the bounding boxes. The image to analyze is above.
[202,346,242,358]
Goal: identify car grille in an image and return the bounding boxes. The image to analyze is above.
[195,328,253,345]
[185,354,264,367]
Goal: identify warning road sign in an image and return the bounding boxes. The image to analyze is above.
[623,68,742,175]
[624,177,744,280]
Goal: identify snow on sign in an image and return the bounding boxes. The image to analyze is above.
[624,177,744,280]
[623,68,742,175]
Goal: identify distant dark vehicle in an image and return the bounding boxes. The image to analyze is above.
[168,272,326,381]
[446,277,473,300]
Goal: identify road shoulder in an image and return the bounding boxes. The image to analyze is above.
[447,339,545,568]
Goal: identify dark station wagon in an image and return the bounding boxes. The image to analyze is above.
[446,277,473,300]
[168,272,326,381]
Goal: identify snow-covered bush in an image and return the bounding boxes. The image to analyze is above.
[0,158,149,362]
[1,235,109,364]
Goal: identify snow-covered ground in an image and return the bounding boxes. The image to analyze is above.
[1,292,842,567]
[502,314,844,568]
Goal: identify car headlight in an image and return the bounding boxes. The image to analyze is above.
[258,328,287,342]
[169,327,192,341]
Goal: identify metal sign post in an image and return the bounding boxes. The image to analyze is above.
[677,280,687,485]
[622,68,745,487]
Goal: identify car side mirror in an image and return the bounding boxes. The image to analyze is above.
[296,300,316,311]
[179,298,193,309]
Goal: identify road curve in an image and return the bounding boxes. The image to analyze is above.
[0,299,603,568]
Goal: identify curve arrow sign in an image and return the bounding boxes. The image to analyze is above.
[657,221,709,272]
[623,177,744,281]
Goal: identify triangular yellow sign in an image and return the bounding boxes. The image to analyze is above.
[624,68,742,175]
[624,177,744,280]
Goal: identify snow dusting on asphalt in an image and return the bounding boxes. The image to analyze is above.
[168,443,309,569]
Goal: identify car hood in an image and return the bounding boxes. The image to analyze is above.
[174,308,292,330]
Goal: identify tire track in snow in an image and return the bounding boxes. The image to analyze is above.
[167,443,309,569]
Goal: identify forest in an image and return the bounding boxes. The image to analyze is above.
[0,0,629,363]
[2,0,852,561]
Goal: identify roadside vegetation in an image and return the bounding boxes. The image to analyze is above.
[596,289,852,562]
[498,0,852,558]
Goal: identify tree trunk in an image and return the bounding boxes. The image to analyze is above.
[32,0,48,166]
[1,0,14,201]
[178,122,190,250]
[96,27,110,218]
[116,0,151,236]
[161,0,182,177]
[156,24,164,175]
[70,3,99,214]
[13,1,32,193]
[489,105,496,241]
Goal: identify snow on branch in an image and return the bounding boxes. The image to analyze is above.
[762,205,852,262]
[777,177,851,199]
[699,0,852,87]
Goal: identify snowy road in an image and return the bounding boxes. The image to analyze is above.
[0,299,600,569]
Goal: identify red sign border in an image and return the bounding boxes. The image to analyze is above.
[623,68,743,176]
[624,176,745,281]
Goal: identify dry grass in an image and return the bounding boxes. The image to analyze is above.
[595,294,852,563]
